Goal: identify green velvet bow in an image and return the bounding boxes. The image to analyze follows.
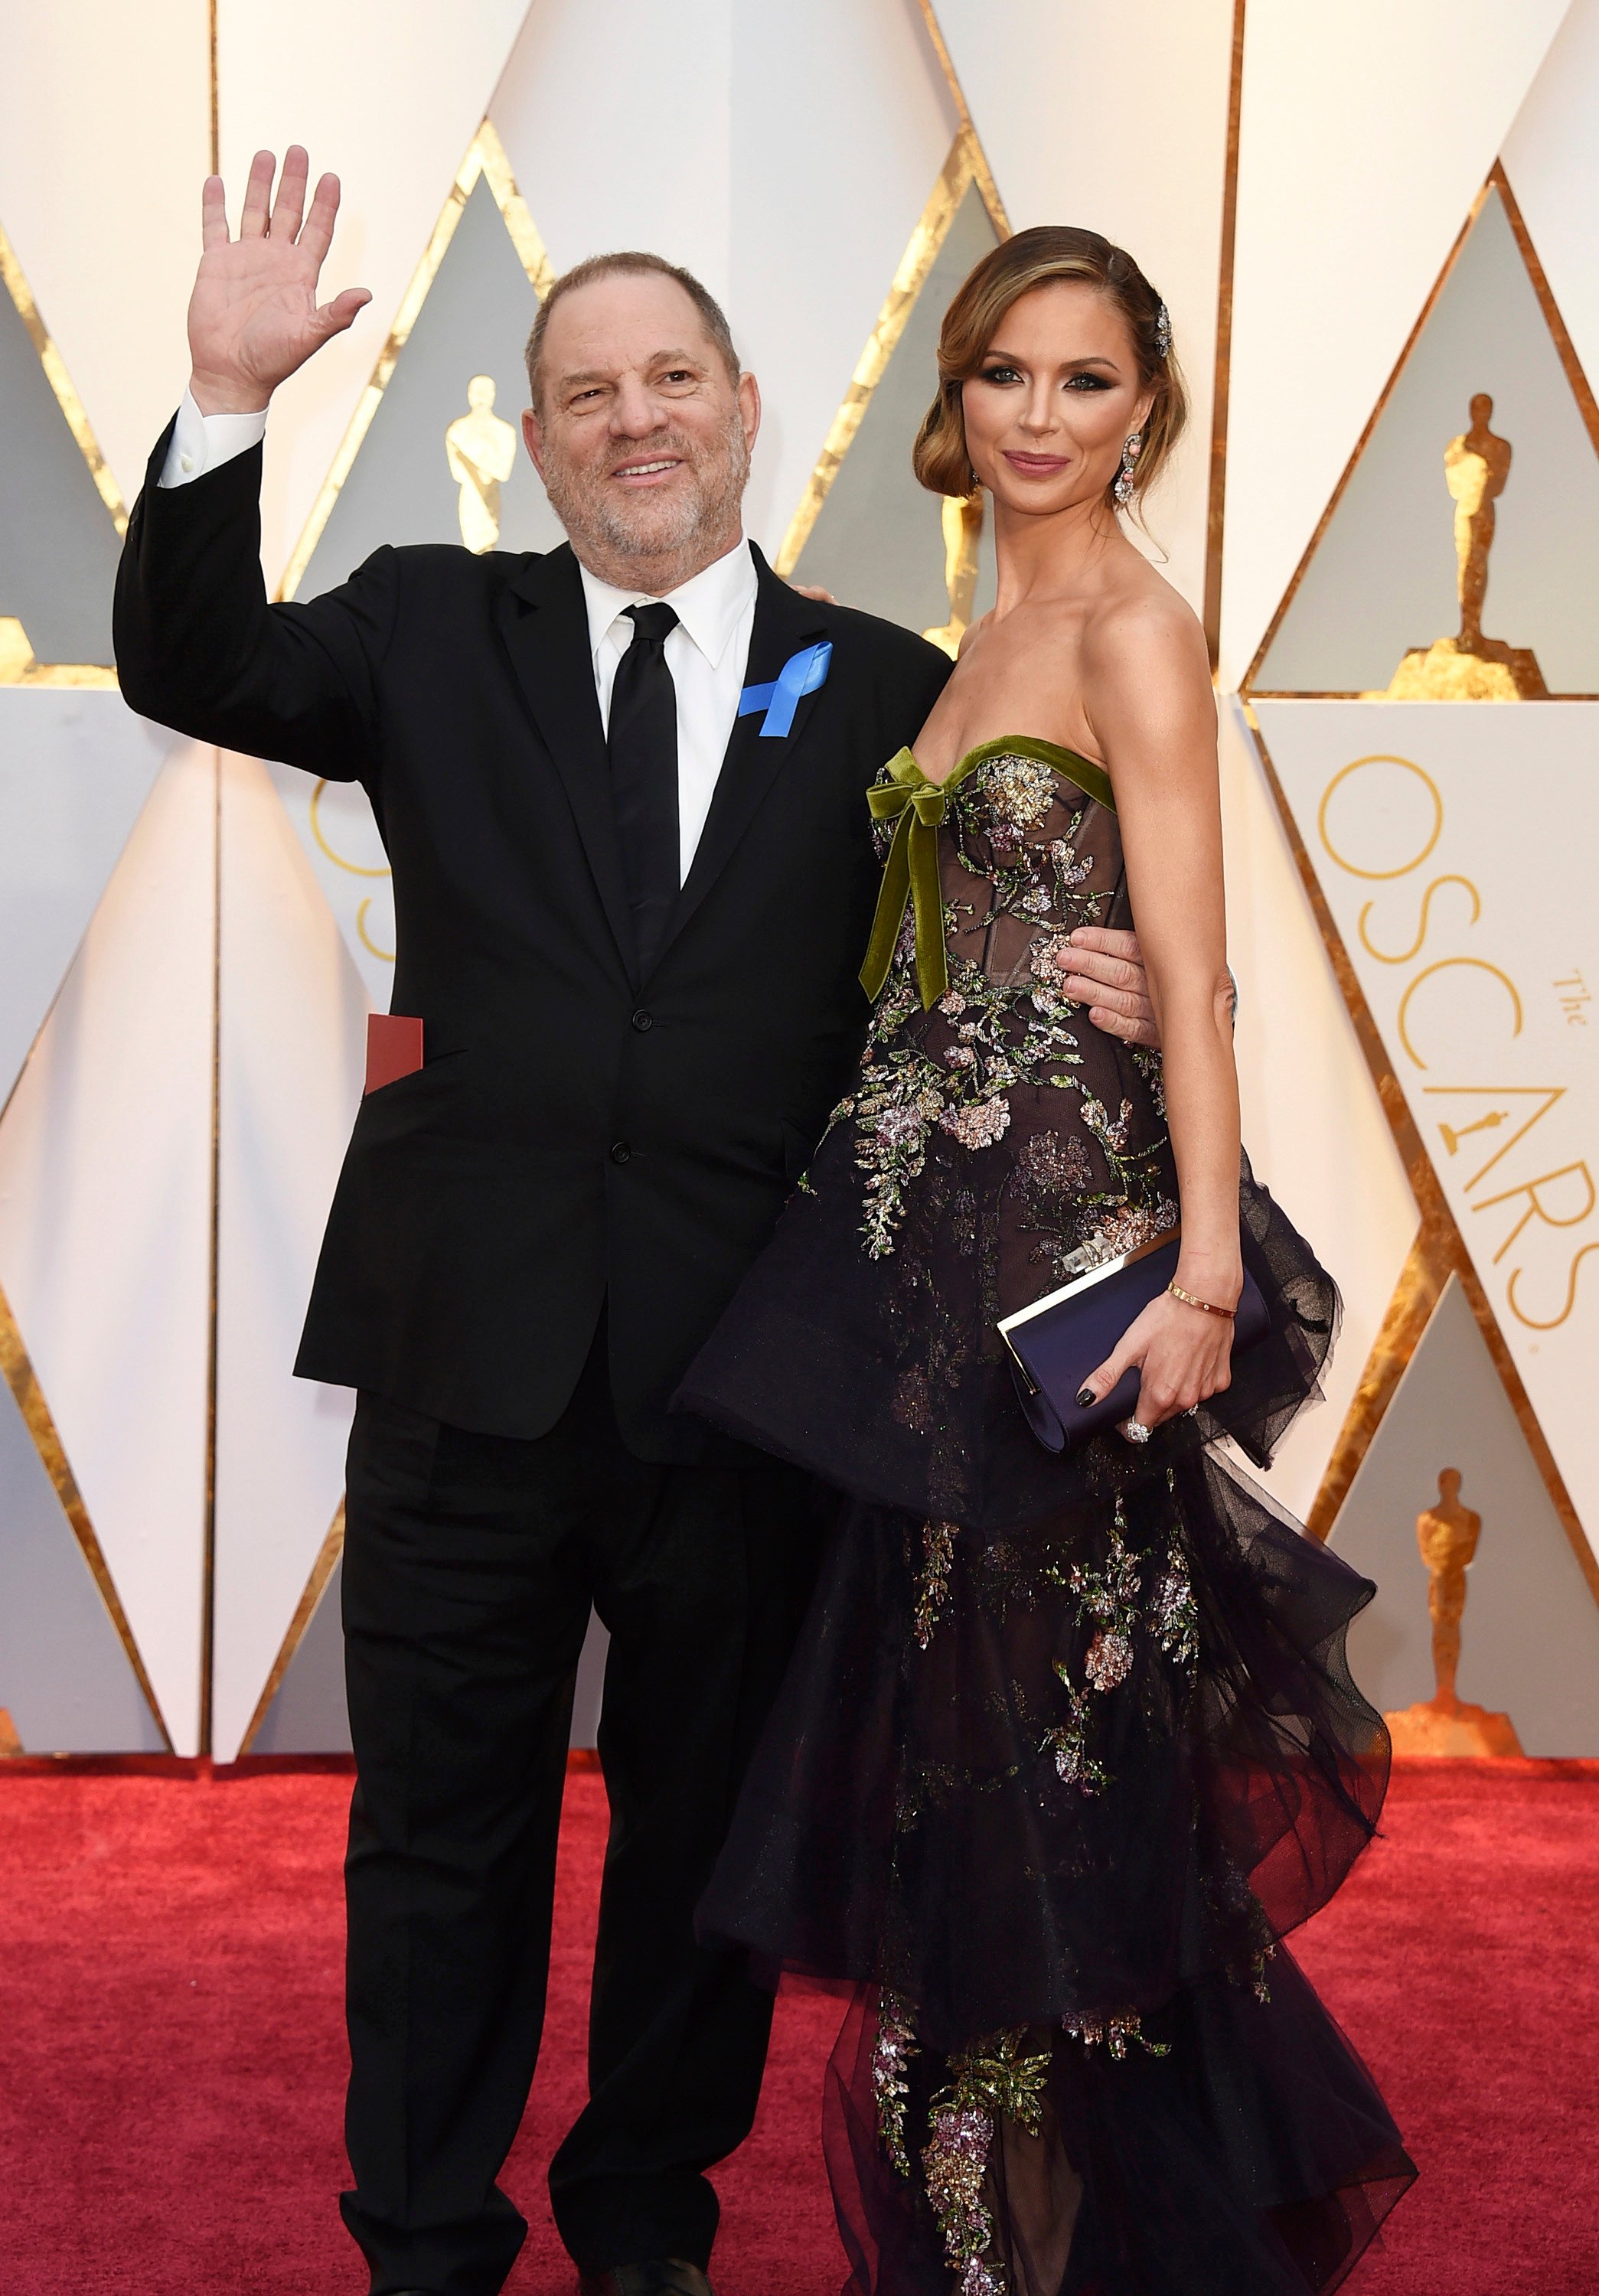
[859,749,952,1010]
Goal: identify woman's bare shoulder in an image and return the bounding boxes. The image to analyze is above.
[1077,558,1213,758]
[955,607,994,659]
[1082,553,1207,680]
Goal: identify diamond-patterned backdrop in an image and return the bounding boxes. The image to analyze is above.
[0,0,1594,1756]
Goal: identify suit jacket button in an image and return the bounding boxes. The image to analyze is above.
[631,1009,654,1032]
[610,1140,632,1164]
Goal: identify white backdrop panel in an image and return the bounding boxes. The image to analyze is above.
[932,0,1235,616]
[726,0,958,557]
[1502,0,1599,396]
[266,766,392,1011]
[1258,697,1599,1557]
[0,692,169,1109]
[216,0,535,586]
[1222,0,1571,687]
[492,0,958,559]
[0,739,217,1753]
[212,751,366,1763]
[0,0,209,517]
[1219,697,1418,1519]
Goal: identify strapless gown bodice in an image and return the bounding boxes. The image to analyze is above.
[682,737,1336,1534]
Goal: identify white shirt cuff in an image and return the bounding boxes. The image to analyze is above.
[157,389,269,488]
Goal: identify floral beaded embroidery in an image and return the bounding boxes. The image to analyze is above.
[1066,1511,1142,1661]
[833,749,1182,1261]
[1039,1506,1201,1793]
[1042,1657,1108,1795]
[914,1520,959,1650]
[871,1991,920,2176]
[842,943,1083,1257]
[985,748,1058,829]
[1061,2008,1170,2061]
[1151,1548,1199,1669]
[922,2030,1052,2294]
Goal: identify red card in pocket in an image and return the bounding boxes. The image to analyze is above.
[365,1014,424,1094]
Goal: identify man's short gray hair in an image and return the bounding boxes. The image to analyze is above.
[525,252,741,409]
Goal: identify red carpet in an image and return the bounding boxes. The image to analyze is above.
[1,1759,1595,2294]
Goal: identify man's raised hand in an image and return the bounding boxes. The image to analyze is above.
[187,148,370,416]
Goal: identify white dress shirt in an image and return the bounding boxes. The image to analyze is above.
[577,543,758,881]
[158,388,269,487]
[159,392,759,880]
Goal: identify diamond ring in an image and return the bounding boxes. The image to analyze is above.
[1120,1418,1152,1445]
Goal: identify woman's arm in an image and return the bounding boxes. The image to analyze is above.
[1075,595,1240,1430]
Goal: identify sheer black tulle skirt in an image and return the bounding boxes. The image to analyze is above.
[696,1454,1413,2291]
[680,1130,1415,2290]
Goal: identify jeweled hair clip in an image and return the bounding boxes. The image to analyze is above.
[1154,301,1172,359]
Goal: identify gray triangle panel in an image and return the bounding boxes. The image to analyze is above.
[1256,184,1599,695]
[1331,1273,1599,1755]
[250,1552,352,1755]
[0,1374,164,1753]
[0,282,122,666]
[792,179,1001,635]
[295,174,566,602]
[250,1558,612,1755]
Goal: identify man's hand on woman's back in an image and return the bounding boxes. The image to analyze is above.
[1057,926,1159,1047]
[1058,928,1237,1049]
[187,146,370,416]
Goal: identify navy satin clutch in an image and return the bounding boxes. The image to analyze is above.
[997,1231,1269,1453]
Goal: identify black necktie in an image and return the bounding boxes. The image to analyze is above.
[608,602,680,976]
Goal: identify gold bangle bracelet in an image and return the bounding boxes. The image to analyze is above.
[1167,1280,1236,1319]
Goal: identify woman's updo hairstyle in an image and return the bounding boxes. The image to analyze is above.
[912,225,1187,514]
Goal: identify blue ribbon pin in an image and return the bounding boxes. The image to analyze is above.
[737,640,833,738]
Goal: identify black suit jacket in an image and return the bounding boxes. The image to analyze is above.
[114,430,951,1455]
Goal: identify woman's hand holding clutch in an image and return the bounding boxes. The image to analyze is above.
[1075,1270,1239,1440]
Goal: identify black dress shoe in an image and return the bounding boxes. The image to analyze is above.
[577,2263,713,2296]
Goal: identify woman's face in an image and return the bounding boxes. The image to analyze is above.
[960,279,1154,518]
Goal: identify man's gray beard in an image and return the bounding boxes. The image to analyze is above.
[543,409,750,569]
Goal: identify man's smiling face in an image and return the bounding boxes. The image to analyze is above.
[523,270,760,587]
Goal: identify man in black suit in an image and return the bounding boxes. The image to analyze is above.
[116,148,1156,2296]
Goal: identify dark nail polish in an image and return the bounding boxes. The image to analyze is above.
[1075,1386,1095,1408]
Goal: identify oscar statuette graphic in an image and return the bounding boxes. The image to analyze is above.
[1385,1469,1522,1754]
[445,374,518,554]
[1376,393,1548,699]
[922,491,985,658]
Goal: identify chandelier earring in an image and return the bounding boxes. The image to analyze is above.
[1113,430,1144,508]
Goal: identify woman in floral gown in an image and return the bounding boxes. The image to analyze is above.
[679,228,1413,2294]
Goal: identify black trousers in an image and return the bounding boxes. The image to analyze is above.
[338,1323,824,2295]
